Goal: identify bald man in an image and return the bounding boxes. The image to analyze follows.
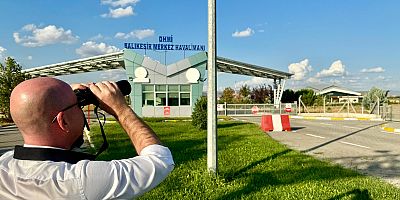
[0,77,174,199]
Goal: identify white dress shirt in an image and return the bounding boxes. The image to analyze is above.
[0,144,174,199]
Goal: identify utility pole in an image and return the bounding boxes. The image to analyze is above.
[207,0,217,173]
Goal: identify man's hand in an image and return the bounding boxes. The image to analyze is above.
[70,83,88,91]
[88,81,129,119]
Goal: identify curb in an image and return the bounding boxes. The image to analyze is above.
[289,115,383,121]
[381,125,400,133]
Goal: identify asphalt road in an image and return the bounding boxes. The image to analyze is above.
[236,116,400,187]
[0,125,23,155]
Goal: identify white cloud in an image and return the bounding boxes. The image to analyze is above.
[233,77,271,89]
[101,6,134,18]
[27,56,33,60]
[75,41,120,58]
[0,46,6,59]
[288,59,312,80]
[99,69,127,81]
[13,24,79,47]
[316,60,347,77]
[306,77,321,84]
[232,27,254,38]
[114,29,155,40]
[89,34,104,41]
[101,0,139,7]
[329,79,342,85]
[22,24,36,31]
[361,67,385,73]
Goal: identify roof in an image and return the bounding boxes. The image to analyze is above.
[316,85,362,96]
[23,51,292,80]
[216,56,292,80]
[22,52,124,77]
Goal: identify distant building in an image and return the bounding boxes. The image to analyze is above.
[316,85,363,103]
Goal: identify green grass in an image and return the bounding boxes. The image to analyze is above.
[89,120,400,199]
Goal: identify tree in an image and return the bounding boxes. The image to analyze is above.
[219,87,235,103]
[295,89,316,106]
[0,57,31,121]
[238,84,251,103]
[251,84,273,103]
[281,89,297,103]
[191,96,207,130]
[362,87,387,110]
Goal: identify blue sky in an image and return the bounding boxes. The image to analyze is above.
[0,0,399,94]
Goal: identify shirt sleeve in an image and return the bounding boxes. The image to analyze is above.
[79,144,174,200]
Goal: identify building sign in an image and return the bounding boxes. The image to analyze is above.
[164,106,171,116]
[285,103,292,112]
[124,35,206,51]
[251,106,259,114]
[217,104,224,111]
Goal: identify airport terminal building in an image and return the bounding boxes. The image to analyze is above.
[23,49,292,117]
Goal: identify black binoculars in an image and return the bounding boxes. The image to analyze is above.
[74,80,131,107]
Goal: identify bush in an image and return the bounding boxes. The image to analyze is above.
[191,96,207,130]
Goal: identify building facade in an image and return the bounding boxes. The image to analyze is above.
[124,50,207,117]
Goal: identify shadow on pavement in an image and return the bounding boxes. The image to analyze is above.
[301,122,386,153]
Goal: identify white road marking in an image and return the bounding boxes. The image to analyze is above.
[339,141,370,149]
[305,134,326,139]
[343,126,359,129]
[320,123,332,126]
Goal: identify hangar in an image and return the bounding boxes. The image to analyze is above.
[23,49,292,117]
[316,85,363,103]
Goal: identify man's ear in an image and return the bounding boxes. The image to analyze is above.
[56,112,70,133]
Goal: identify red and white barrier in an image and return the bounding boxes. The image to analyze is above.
[261,114,291,132]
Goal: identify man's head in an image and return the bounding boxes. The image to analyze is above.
[10,77,85,149]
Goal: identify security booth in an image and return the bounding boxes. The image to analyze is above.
[23,49,292,118]
[123,50,206,117]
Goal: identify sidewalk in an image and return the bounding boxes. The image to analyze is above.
[381,121,400,133]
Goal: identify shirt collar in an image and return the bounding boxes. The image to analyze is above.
[23,144,67,150]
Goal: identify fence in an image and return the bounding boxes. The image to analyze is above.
[217,103,298,116]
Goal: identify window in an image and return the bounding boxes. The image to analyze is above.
[143,85,154,91]
[142,84,191,107]
[180,93,190,106]
[143,93,154,106]
[180,85,190,92]
[155,85,166,91]
[180,85,191,106]
[168,93,179,106]
[168,85,179,92]
[156,93,166,106]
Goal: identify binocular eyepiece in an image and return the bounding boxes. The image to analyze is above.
[74,80,132,107]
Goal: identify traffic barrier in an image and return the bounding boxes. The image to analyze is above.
[261,114,291,132]
[280,114,291,131]
[261,115,273,131]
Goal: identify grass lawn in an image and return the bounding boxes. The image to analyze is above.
[89,120,400,199]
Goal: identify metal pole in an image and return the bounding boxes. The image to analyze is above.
[207,0,217,173]
[224,102,227,116]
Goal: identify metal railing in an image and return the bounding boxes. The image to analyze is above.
[217,103,298,116]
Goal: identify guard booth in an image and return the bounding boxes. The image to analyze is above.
[23,49,292,117]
